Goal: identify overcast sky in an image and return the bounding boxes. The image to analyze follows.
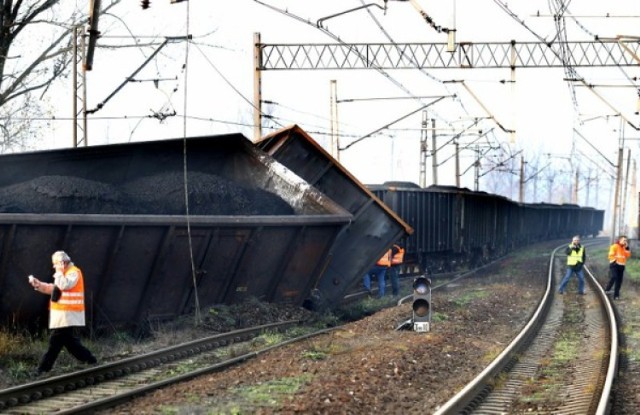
[43,1,640,213]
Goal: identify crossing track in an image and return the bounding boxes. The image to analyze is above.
[434,240,618,414]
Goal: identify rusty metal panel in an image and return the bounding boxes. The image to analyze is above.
[0,134,352,330]
[257,126,413,307]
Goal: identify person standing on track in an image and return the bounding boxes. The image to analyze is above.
[389,244,405,297]
[28,250,97,375]
[605,235,632,300]
[363,249,392,298]
[558,235,586,295]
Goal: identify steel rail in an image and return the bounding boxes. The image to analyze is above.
[434,240,616,414]
[432,244,561,414]
[585,264,620,414]
[0,320,302,413]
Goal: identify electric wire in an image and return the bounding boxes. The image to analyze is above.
[494,0,639,131]
[359,0,469,126]
[253,0,515,179]
[190,41,284,130]
[251,0,454,142]
[179,0,202,326]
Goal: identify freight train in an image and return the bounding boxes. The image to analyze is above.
[368,181,605,274]
[0,124,605,331]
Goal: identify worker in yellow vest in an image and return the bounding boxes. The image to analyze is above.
[558,236,586,295]
[29,250,97,375]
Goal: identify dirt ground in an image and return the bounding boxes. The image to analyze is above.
[105,249,549,414]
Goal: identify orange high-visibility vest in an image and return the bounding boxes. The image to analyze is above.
[376,250,392,267]
[391,245,405,265]
[50,265,85,313]
[608,243,631,266]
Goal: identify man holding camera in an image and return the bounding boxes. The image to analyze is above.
[558,235,586,295]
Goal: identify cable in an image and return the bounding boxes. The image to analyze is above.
[190,42,284,131]
[359,0,464,128]
[178,1,202,326]
[252,0,448,133]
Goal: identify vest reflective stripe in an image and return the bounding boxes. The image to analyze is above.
[50,265,85,313]
[391,246,405,265]
[376,250,392,267]
[567,245,584,266]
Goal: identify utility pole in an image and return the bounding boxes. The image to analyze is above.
[611,146,624,243]
[431,119,438,185]
[72,25,88,147]
[454,141,460,188]
[631,160,638,239]
[585,169,592,207]
[253,32,262,141]
[573,168,579,204]
[474,145,480,191]
[519,155,525,203]
[419,111,428,187]
[329,80,340,160]
[621,148,632,234]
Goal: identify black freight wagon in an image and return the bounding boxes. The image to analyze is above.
[0,134,354,331]
[257,125,413,308]
[369,182,605,273]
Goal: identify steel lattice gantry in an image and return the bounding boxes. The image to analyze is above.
[257,39,640,70]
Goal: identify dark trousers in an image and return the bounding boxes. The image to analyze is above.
[389,265,400,296]
[38,326,97,373]
[605,263,625,299]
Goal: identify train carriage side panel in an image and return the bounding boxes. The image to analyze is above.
[257,126,413,308]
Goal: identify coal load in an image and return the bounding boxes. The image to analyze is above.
[0,172,294,215]
[122,171,295,215]
[0,176,133,214]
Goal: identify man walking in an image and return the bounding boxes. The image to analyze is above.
[29,250,97,374]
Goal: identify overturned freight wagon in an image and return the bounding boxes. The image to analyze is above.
[0,134,352,331]
[257,125,413,308]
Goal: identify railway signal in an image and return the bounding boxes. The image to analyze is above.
[412,275,431,332]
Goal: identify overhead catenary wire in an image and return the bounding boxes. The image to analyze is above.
[493,0,640,131]
[339,96,449,151]
[252,0,460,137]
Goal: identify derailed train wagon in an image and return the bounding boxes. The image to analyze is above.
[0,134,352,330]
[369,182,604,273]
[257,125,413,308]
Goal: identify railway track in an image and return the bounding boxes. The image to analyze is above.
[434,241,618,414]
[0,320,326,414]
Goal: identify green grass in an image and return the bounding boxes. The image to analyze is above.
[452,289,490,307]
[233,375,312,406]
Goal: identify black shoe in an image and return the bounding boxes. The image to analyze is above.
[86,357,98,365]
[605,290,613,295]
[614,297,620,300]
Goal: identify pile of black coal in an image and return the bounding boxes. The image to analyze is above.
[0,172,294,216]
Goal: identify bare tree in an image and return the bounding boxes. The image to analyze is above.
[0,0,120,150]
